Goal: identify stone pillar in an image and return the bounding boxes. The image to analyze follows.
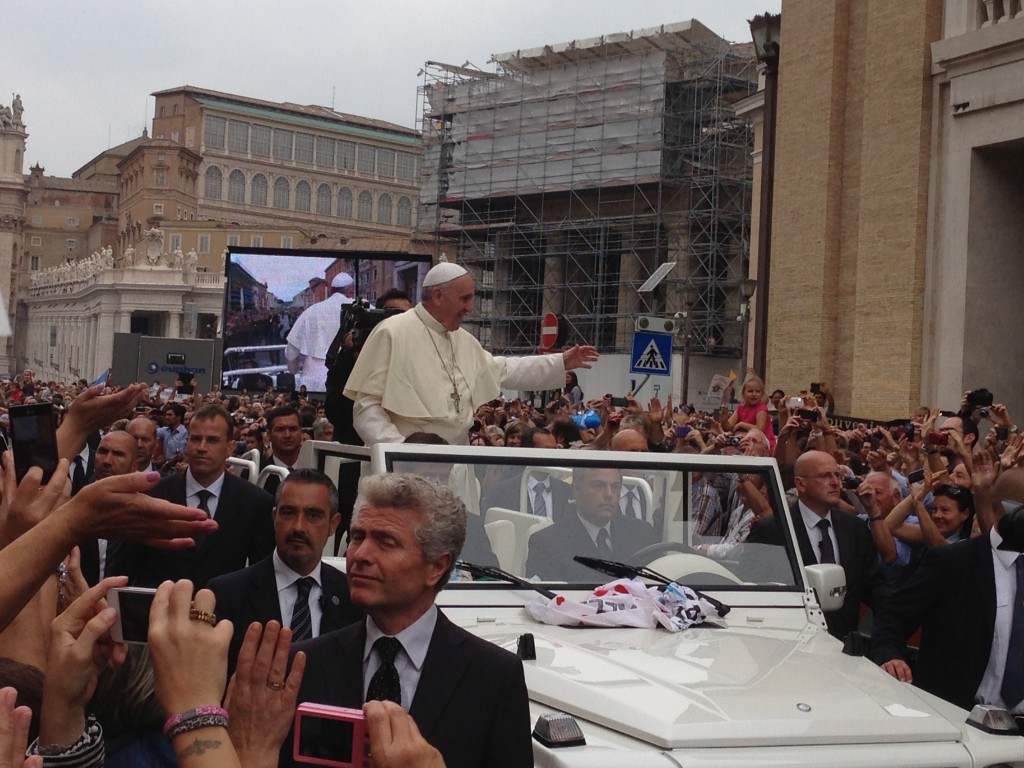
[167,311,182,339]
[96,312,116,378]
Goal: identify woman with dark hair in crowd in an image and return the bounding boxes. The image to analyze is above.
[564,371,584,409]
[928,484,975,543]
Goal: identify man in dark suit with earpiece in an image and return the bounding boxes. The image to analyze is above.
[209,468,362,673]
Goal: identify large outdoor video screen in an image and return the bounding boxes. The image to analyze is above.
[221,247,430,393]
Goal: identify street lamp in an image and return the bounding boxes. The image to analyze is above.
[676,285,699,409]
[737,277,758,377]
[748,11,782,380]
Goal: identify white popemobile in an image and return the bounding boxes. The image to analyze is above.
[289,439,1024,768]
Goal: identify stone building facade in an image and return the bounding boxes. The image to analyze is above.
[763,1,941,419]
[760,0,1024,420]
[0,87,430,382]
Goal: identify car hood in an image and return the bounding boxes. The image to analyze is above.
[478,613,963,750]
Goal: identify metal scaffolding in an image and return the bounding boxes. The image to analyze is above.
[417,20,757,356]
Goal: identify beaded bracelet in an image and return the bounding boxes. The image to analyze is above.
[163,706,230,740]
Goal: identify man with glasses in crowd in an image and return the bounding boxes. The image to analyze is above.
[747,449,888,640]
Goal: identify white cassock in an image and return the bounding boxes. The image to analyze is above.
[285,292,353,391]
[344,304,564,446]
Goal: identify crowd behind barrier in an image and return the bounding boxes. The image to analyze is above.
[1,365,1023,765]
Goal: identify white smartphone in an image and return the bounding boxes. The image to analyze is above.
[108,587,157,644]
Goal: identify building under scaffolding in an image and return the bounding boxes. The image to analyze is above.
[418,20,757,359]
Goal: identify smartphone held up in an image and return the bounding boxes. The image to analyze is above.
[9,402,59,483]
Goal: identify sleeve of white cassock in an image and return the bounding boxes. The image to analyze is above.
[353,395,405,445]
[501,353,565,391]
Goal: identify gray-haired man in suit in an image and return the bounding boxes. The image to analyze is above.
[286,473,532,768]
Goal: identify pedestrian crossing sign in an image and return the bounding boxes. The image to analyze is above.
[630,331,672,377]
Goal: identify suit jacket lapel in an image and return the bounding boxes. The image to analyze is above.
[832,509,850,566]
[787,502,817,566]
[319,567,348,632]
[309,622,366,708]
[409,612,469,739]
[972,536,998,642]
[247,558,283,625]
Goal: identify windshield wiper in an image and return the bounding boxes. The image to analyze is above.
[573,555,731,617]
[456,561,559,600]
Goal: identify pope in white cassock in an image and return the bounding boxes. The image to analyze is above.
[285,272,355,392]
[344,260,599,446]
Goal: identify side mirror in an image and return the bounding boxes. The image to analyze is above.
[804,564,846,612]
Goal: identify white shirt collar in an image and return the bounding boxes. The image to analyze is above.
[185,468,226,496]
[272,549,323,591]
[272,455,295,470]
[990,527,1020,570]
[576,510,611,544]
[798,499,831,529]
[527,475,550,493]
[364,603,437,673]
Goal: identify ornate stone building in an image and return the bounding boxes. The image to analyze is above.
[0,95,27,373]
[0,87,431,382]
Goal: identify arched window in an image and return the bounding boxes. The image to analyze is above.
[357,190,373,221]
[337,187,353,219]
[377,193,393,225]
[397,196,413,227]
[316,184,332,216]
[295,181,311,212]
[228,170,246,203]
[204,166,222,199]
[251,174,268,206]
[273,177,290,209]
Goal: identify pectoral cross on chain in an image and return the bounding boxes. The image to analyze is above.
[450,388,461,413]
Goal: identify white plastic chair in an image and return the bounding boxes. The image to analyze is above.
[257,464,289,493]
[226,456,259,484]
[485,507,552,576]
[483,519,516,572]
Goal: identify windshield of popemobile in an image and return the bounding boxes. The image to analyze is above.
[376,445,802,591]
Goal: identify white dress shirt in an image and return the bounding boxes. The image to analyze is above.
[798,500,839,564]
[527,475,552,518]
[362,604,438,706]
[184,469,226,519]
[976,527,1023,711]
[272,550,324,637]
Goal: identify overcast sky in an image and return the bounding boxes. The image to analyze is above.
[5,1,779,178]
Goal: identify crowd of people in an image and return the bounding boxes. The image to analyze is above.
[2,259,1024,763]
[0,377,493,767]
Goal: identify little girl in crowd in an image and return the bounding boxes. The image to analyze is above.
[727,375,776,452]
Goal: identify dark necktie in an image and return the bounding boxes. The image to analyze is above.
[624,489,640,519]
[596,528,613,557]
[72,456,87,495]
[193,490,212,546]
[1002,557,1024,708]
[532,484,547,517]
[290,576,316,642]
[366,636,403,705]
[196,489,212,517]
[816,519,836,564]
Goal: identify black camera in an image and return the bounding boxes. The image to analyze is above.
[966,388,994,410]
[842,476,861,491]
[325,298,403,374]
[725,435,741,447]
[340,299,403,353]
